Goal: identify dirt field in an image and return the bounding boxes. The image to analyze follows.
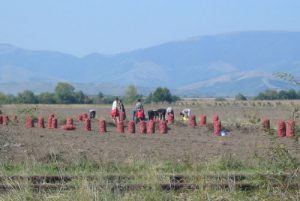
[0,102,300,164]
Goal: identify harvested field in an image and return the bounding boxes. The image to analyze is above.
[0,102,299,163]
[0,102,299,200]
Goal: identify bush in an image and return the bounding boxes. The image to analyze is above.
[255,89,300,100]
[101,96,115,104]
[124,85,142,104]
[235,93,247,101]
[147,87,180,103]
[215,97,226,101]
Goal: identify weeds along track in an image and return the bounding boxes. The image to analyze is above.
[0,173,299,193]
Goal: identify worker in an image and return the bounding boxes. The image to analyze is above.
[118,99,126,121]
[111,97,120,124]
[166,107,174,115]
[133,99,144,123]
[89,109,96,119]
[180,108,191,121]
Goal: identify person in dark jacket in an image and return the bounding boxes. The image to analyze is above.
[118,99,126,121]
[133,99,144,123]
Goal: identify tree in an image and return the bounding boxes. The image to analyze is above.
[278,90,289,100]
[171,95,181,102]
[124,85,142,104]
[255,89,278,100]
[17,90,37,104]
[101,96,115,104]
[93,92,105,104]
[54,82,75,104]
[235,93,247,101]
[38,92,56,104]
[144,92,153,104]
[287,89,298,99]
[265,90,278,100]
[147,87,180,103]
[5,94,17,104]
[152,87,173,103]
[97,92,104,99]
[0,92,7,104]
[74,90,86,104]
[215,97,226,101]
[274,72,300,85]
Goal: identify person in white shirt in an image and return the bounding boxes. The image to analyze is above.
[111,97,120,124]
[180,108,191,120]
[166,107,174,115]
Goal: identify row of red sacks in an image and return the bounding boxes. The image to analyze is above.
[0,115,17,125]
[25,115,168,134]
[189,114,222,136]
[262,118,295,137]
[1,113,221,136]
[25,114,85,131]
[2,113,296,138]
[116,120,168,134]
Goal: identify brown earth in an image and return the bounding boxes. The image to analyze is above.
[0,103,299,163]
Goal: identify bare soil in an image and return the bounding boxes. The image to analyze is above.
[0,104,299,163]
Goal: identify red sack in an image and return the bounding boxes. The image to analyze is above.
[137,110,145,118]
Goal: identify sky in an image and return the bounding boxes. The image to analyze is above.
[0,0,299,56]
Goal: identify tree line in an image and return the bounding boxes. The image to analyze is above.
[254,89,300,100]
[1,82,300,104]
[0,82,180,104]
[233,89,300,101]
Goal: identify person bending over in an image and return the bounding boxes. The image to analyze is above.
[179,108,191,121]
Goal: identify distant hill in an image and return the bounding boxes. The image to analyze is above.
[0,31,299,96]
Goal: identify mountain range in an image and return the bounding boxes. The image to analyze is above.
[0,31,299,96]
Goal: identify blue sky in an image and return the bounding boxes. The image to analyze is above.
[0,0,299,56]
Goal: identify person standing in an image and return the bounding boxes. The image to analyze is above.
[111,97,120,124]
[166,107,174,115]
[133,99,144,123]
[118,99,126,121]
